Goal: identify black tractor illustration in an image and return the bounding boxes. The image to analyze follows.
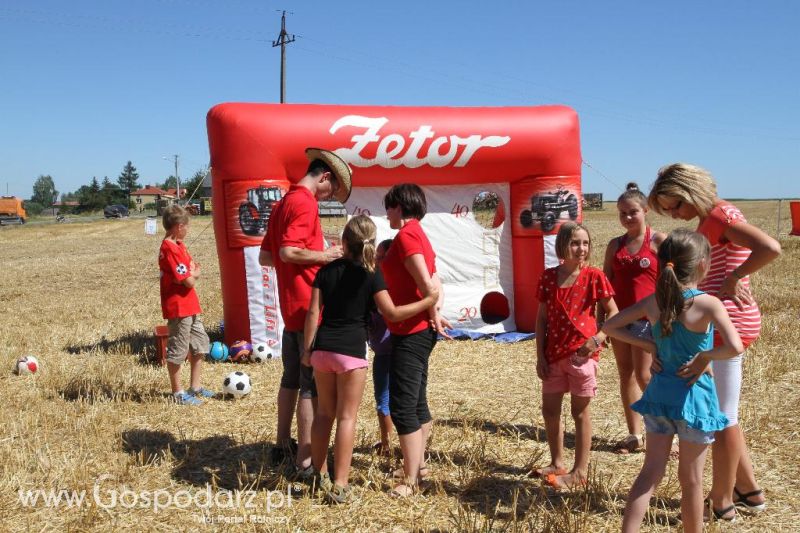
[238,186,283,236]
[519,187,579,232]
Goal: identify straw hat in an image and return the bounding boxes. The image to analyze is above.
[305,148,353,204]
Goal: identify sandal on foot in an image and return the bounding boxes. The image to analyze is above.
[544,472,587,491]
[389,482,419,498]
[312,471,333,494]
[734,487,766,513]
[704,498,737,522]
[324,483,353,505]
[391,465,430,481]
[614,434,644,455]
[527,465,567,479]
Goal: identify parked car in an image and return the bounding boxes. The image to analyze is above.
[104,204,129,218]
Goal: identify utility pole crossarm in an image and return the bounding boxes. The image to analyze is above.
[272,10,295,103]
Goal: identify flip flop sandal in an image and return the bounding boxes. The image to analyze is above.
[734,487,766,513]
[527,466,567,479]
[703,498,737,522]
[613,434,645,455]
[544,472,587,491]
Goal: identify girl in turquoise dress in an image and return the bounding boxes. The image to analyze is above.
[603,229,744,533]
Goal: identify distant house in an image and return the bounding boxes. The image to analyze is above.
[200,172,212,198]
[166,188,188,201]
[131,185,174,212]
[52,201,79,215]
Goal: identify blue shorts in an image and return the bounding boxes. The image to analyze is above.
[643,414,715,445]
[372,350,391,416]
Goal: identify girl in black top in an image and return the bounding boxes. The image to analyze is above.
[301,215,437,503]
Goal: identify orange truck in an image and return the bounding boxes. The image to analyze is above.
[0,196,27,225]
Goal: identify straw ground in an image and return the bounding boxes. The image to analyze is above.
[1,201,798,531]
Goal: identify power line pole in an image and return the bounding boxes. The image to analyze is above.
[173,154,180,204]
[272,10,295,103]
[164,155,180,203]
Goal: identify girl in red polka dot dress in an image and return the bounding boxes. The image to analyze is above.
[531,222,618,490]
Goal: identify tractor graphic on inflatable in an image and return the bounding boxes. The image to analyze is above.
[238,186,283,236]
[519,186,579,232]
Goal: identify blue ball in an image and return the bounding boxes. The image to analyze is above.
[209,341,229,362]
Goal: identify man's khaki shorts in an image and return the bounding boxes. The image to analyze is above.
[166,316,210,364]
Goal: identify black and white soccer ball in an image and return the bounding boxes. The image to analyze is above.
[175,263,188,275]
[250,342,276,363]
[223,371,251,398]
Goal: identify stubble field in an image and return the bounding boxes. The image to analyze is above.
[0,201,798,532]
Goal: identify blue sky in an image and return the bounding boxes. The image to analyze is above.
[1,1,798,200]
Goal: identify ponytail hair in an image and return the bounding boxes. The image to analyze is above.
[342,215,378,272]
[655,228,710,335]
[617,181,648,209]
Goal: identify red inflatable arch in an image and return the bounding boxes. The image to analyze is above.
[207,103,582,349]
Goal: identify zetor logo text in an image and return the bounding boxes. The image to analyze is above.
[330,115,511,169]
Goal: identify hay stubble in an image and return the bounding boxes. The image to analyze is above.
[1,202,798,531]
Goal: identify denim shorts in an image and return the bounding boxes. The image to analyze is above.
[626,319,653,340]
[643,414,715,445]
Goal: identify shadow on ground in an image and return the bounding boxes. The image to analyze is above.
[121,428,281,491]
[65,326,224,366]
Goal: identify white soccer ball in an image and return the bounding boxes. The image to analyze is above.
[15,355,39,375]
[223,371,251,398]
[250,342,276,363]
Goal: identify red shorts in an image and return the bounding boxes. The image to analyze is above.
[310,350,368,374]
[541,356,598,397]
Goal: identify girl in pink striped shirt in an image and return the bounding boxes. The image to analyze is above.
[649,163,781,521]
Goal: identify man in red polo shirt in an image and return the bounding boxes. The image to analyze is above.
[259,147,352,478]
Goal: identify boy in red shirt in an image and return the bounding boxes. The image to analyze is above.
[159,205,212,405]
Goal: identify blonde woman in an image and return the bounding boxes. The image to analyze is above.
[649,163,781,520]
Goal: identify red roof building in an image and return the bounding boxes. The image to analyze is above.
[131,185,174,212]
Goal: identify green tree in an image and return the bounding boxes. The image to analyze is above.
[23,201,44,216]
[161,175,177,190]
[61,191,77,203]
[117,161,140,192]
[31,175,58,207]
[75,177,105,212]
[101,176,127,205]
[181,170,208,200]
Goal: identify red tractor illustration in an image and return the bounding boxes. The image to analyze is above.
[519,186,579,232]
[238,186,283,236]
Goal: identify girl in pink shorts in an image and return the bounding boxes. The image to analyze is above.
[301,215,438,504]
[532,222,618,490]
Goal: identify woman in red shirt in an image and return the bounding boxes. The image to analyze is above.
[602,183,665,454]
[649,163,781,519]
[381,183,449,497]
